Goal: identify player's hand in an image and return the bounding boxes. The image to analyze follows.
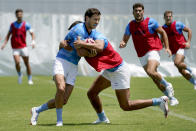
[1,44,6,50]
[31,40,35,49]
[88,49,97,57]
[119,41,127,48]
[165,48,172,57]
[74,36,83,49]
[184,42,190,49]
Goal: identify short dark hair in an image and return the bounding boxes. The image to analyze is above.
[164,10,173,17]
[84,8,101,21]
[68,21,83,30]
[133,3,144,10]
[15,9,23,14]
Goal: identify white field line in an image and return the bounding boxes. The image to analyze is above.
[76,86,196,123]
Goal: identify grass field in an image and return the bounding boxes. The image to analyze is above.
[0,76,196,131]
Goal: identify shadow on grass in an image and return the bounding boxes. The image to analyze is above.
[37,122,142,127]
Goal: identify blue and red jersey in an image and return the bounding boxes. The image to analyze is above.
[57,22,122,72]
[124,17,163,57]
[162,21,186,54]
[9,21,31,49]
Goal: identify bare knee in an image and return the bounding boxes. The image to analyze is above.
[174,61,181,68]
[87,89,98,100]
[146,68,156,77]
[56,83,65,95]
[120,104,132,111]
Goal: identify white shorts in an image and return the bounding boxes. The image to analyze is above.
[53,57,78,86]
[172,48,187,61]
[13,47,29,56]
[139,50,160,66]
[102,62,131,90]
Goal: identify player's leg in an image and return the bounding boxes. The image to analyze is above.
[174,54,196,89]
[13,54,23,84]
[22,56,33,84]
[115,89,169,118]
[21,47,33,84]
[87,75,111,123]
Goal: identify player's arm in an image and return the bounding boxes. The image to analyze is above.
[156,26,172,57]
[26,23,35,48]
[76,48,97,57]
[74,36,104,53]
[119,24,131,48]
[183,27,192,49]
[59,40,73,51]
[1,31,11,50]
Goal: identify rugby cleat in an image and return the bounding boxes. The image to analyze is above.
[28,80,34,85]
[159,96,169,118]
[92,117,110,124]
[170,97,179,106]
[56,121,63,126]
[165,83,174,98]
[30,107,39,126]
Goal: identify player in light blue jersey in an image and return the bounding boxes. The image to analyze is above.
[30,21,96,126]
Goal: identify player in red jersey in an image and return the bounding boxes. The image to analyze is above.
[119,3,179,106]
[74,8,169,124]
[1,9,35,85]
[163,11,196,90]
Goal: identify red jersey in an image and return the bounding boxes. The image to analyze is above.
[162,21,186,54]
[129,17,162,57]
[85,41,123,72]
[11,21,27,49]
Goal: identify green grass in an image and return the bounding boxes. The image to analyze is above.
[0,76,196,131]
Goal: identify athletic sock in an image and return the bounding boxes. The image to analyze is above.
[189,77,196,85]
[152,98,162,106]
[97,110,107,121]
[163,91,168,97]
[35,103,49,113]
[160,78,169,87]
[28,75,32,81]
[17,72,22,77]
[186,67,192,74]
[56,108,63,123]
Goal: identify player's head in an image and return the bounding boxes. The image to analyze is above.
[15,9,23,22]
[68,21,83,30]
[84,8,101,29]
[132,3,144,22]
[164,10,173,25]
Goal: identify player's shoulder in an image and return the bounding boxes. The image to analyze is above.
[148,17,158,23]
[175,21,184,26]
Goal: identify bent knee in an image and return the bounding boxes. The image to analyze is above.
[146,69,156,77]
[120,104,132,111]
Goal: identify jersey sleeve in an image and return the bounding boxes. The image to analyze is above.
[124,23,131,36]
[176,21,185,29]
[9,24,12,33]
[25,22,31,31]
[64,29,77,48]
[149,18,159,31]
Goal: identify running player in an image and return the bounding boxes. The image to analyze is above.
[73,8,169,124]
[1,9,35,85]
[119,3,179,106]
[162,11,196,90]
[30,21,96,126]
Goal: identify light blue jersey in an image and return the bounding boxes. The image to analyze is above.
[124,17,159,35]
[163,21,185,34]
[56,22,108,65]
[9,21,31,32]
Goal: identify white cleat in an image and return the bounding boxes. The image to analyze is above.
[194,85,196,90]
[165,83,174,98]
[18,74,23,84]
[159,96,169,118]
[56,122,63,126]
[30,107,39,126]
[170,97,179,106]
[92,118,110,124]
[28,80,34,85]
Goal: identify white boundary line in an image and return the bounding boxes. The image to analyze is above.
[76,86,196,123]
